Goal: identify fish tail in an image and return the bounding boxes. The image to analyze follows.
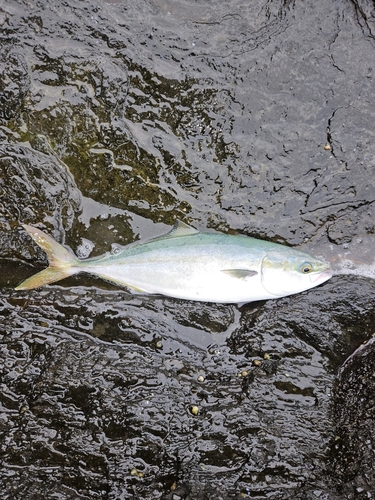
[15,224,80,290]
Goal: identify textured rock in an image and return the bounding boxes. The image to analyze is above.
[331,337,375,498]
[0,143,81,261]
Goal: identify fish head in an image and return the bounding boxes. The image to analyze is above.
[261,249,332,298]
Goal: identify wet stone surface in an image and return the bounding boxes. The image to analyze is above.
[330,337,375,499]
[0,143,82,261]
[1,0,375,498]
[1,278,375,498]
[0,282,369,500]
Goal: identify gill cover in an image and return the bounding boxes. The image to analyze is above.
[260,250,315,296]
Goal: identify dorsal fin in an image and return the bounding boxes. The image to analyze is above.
[167,220,200,238]
[135,220,200,247]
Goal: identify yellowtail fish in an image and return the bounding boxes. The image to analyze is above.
[15,221,332,303]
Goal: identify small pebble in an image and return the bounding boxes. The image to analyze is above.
[130,468,144,478]
[191,405,199,415]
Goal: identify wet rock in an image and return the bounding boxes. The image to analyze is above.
[0,48,30,121]
[330,337,375,499]
[1,278,371,499]
[231,275,375,371]
[327,204,375,245]
[3,0,375,243]
[0,143,81,262]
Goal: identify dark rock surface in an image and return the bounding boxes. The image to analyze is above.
[0,280,371,500]
[0,143,82,262]
[330,337,375,499]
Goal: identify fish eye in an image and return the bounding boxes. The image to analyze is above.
[300,262,313,274]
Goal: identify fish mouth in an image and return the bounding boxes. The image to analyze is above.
[309,269,333,284]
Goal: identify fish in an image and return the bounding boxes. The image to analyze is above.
[15,221,332,304]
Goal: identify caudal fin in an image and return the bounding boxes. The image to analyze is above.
[15,224,80,290]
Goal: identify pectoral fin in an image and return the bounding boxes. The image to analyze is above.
[221,269,258,280]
